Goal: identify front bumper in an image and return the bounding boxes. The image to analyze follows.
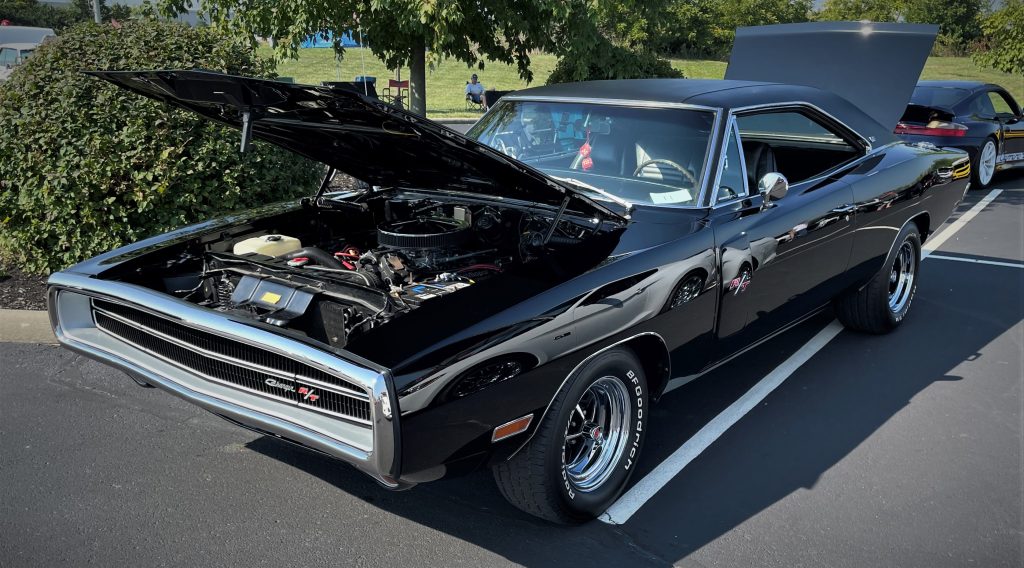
[47,271,405,488]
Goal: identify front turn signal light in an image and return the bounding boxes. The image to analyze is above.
[492,414,534,442]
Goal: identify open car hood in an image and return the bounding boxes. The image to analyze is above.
[87,70,623,220]
[725,22,938,132]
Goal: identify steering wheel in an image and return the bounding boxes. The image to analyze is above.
[633,159,697,186]
[494,136,518,159]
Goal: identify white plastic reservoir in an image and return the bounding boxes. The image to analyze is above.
[232,235,302,257]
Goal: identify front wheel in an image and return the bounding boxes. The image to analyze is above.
[835,223,921,334]
[493,348,648,524]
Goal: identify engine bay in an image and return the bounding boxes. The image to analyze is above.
[137,192,616,349]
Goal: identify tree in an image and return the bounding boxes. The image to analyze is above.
[973,0,1024,75]
[545,0,682,83]
[0,0,132,31]
[816,0,903,22]
[159,0,680,115]
[718,0,813,30]
[654,0,733,58]
[160,0,577,116]
[904,0,983,49]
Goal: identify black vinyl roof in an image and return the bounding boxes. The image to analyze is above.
[509,79,897,148]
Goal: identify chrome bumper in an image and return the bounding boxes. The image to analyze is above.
[47,271,404,488]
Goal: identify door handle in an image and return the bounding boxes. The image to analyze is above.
[831,203,856,214]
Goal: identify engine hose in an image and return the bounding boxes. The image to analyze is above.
[281,247,345,269]
[547,235,583,246]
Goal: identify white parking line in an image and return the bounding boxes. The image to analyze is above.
[927,255,1024,269]
[599,188,1005,525]
[921,189,1002,258]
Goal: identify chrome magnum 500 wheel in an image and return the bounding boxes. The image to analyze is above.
[493,348,648,523]
[835,222,921,334]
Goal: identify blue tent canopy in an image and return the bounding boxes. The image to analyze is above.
[301,31,361,49]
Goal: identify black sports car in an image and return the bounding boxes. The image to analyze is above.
[897,80,1024,188]
[48,22,969,523]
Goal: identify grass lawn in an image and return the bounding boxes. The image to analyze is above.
[263,47,1024,119]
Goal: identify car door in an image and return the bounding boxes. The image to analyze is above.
[986,89,1024,164]
[708,113,856,358]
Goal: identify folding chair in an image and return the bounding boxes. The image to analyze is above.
[465,82,485,111]
[382,79,409,109]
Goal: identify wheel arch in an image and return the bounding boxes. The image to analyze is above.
[910,211,931,243]
[505,331,670,460]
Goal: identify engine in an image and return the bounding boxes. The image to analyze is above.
[165,195,597,349]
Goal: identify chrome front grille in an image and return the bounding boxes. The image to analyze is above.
[91,299,372,424]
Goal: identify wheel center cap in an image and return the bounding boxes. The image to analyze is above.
[586,424,603,444]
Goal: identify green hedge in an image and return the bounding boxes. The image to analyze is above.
[0,20,321,274]
[547,46,682,84]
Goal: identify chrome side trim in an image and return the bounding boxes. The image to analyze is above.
[506,331,668,459]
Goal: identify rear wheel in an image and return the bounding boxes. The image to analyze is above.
[974,138,997,189]
[493,348,647,524]
[835,223,921,334]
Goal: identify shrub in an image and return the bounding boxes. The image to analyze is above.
[0,20,321,274]
[973,0,1024,75]
[0,0,130,32]
[0,0,79,31]
[547,46,682,84]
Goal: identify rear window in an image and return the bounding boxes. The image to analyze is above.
[910,87,971,109]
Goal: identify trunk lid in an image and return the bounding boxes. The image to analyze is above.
[725,22,938,131]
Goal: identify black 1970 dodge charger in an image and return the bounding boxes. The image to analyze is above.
[48,22,970,523]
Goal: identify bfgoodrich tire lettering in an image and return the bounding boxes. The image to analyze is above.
[493,347,648,523]
[835,223,921,334]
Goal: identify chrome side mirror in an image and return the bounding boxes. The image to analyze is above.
[758,172,789,204]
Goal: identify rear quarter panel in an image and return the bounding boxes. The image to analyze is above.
[844,143,969,288]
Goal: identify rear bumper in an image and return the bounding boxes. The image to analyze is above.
[47,271,407,488]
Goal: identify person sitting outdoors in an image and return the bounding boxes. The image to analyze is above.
[465,73,487,109]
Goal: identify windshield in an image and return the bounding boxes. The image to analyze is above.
[467,101,716,206]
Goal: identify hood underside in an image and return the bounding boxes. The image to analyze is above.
[725,22,938,132]
[87,69,622,220]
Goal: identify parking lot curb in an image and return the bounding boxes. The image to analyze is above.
[0,309,57,344]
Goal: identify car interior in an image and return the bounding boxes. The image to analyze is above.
[736,110,861,189]
[474,102,716,205]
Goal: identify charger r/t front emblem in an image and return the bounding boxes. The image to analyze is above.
[297,386,320,402]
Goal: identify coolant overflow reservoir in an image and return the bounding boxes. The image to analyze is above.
[232,234,302,257]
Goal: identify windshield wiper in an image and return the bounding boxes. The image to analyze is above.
[551,176,633,212]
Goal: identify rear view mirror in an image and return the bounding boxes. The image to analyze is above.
[758,172,789,203]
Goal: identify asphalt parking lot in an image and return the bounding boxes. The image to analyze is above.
[2,174,1021,567]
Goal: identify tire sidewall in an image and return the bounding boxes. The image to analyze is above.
[885,227,921,326]
[547,349,647,519]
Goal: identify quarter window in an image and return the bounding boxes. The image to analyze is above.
[0,49,15,66]
[987,91,1018,119]
[716,123,747,202]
